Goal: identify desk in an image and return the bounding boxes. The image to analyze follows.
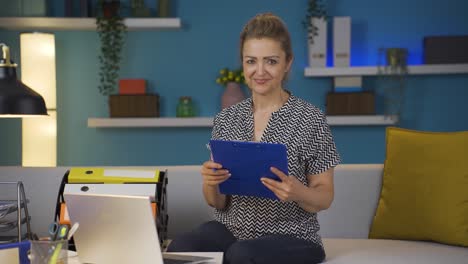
[67,251,223,264]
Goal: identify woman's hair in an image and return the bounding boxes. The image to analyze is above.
[239,13,293,63]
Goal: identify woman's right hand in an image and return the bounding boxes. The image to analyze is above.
[201,160,231,186]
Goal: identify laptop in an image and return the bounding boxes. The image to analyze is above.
[63,193,214,264]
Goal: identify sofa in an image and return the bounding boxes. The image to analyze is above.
[0,164,466,263]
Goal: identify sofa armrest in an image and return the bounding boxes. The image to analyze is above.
[318,164,383,239]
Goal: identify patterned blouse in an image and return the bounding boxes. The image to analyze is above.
[211,93,341,246]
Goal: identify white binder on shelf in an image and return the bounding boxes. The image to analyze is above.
[308,17,327,68]
[333,17,351,67]
[333,76,362,92]
[334,76,362,87]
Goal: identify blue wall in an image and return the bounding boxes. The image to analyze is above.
[1,0,467,166]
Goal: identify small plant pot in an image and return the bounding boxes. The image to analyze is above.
[157,0,171,17]
[221,82,245,109]
[386,48,408,68]
[176,96,195,117]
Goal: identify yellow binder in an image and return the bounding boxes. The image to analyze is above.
[68,167,161,183]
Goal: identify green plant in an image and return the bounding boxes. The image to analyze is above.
[377,47,409,123]
[216,68,245,86]
[96,0,127,96]
[302,0,328,44]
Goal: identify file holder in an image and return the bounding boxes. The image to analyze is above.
[0,181,33,243]
[53,168,168,248]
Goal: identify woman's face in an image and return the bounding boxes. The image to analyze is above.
[242,38,292,95]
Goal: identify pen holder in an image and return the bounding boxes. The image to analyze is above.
[29,239,68,264]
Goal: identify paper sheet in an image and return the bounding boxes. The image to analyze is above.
[0,247,19,264]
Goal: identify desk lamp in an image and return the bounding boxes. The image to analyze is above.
[0,43,47,117]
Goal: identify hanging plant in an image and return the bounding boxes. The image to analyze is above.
[96,0,127,96]
[302,0,328,44]
[377,47,409,123]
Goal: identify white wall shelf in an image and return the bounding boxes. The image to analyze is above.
[0,17,181,31]
[327,115,398,126]
[88,117,214,128]
[88,115,398,128]
[304,64,468,77]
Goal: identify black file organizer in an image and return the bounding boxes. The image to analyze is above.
[53,169,169,250]
[0,181,33,243]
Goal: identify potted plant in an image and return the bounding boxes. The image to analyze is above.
[384,48,408,75]
[302,0,328,67]
[96,0,127,97]
[377,47,409,123]
[216,68,245,109]
[157,0,171,17]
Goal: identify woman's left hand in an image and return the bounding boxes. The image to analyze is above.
[261,167,304,202]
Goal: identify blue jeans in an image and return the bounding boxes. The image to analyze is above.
[167,221,325,264]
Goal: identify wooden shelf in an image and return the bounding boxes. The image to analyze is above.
[87,115,398,128]
[0,17,181,31]
[304,64,468,77]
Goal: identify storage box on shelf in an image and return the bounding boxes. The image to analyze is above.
[109,94,160,118]
[326,92,375,115]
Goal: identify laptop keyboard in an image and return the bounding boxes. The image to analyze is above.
[162,255,215,264]
[163,258,193,264]
[163,257,214,264]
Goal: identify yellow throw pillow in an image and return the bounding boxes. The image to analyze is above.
[369,127,468,247]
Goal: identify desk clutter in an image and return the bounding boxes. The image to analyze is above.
[54,168,169,248]
[0,168,170,263]
[0,182,33,264]
[0,182,33,244]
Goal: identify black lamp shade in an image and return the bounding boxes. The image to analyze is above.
[0,64,47,116]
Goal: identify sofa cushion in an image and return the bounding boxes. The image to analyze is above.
[323,238,468,264]
[369,127,468,247]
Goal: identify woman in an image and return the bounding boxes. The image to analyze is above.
[167,13,341,264]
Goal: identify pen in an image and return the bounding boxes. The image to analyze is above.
[67,222,79,240]
[48,242,63,264]
[206,143,217,172]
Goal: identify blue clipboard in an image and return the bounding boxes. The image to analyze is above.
[209,140,288,200]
